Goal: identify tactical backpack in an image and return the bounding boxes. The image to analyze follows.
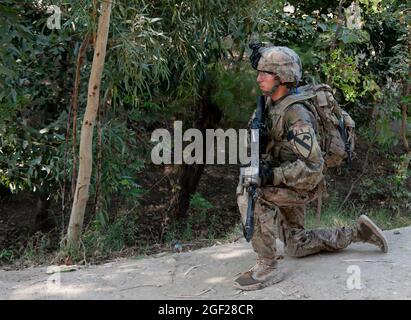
[269,84,355,168]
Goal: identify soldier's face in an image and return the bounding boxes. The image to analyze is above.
[257,71,278,94]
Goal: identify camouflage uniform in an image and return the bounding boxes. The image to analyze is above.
[237,97,354,261]
[235,46,387,290]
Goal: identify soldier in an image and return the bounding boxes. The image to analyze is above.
[234,45,388,291]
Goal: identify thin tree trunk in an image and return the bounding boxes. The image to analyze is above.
[401,26,410,152]
[61,34,90,233]
[398,25,411,192]
[169,91,222,221]
[71,34,91,198]
[93,106,103,217]
[93,87,112,217]
[172,164,206,219]
[67,0,112,248]
[402,103,410,151]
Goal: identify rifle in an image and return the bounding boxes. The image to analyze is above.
[237,95,266,242]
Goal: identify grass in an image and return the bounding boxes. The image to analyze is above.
[0,230,58,267]
[80,211,140,262]
[0,249,14,263]
[305,195,411,231]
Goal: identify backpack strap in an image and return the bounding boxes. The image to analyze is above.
[267,92,317,141]
[279,92,317,110]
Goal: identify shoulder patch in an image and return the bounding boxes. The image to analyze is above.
[287,126,313,159]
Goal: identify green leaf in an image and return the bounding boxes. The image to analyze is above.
[30,156,42,166]
[149,18,162,23]
[401,95,411,104]
[317,23,327,31]
[0,65,16,77]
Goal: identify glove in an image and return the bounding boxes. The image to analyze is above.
[259,164,273,186]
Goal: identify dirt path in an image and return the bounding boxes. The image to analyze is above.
[1,226,411,300]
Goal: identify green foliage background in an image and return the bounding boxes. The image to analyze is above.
[0,0,409,262]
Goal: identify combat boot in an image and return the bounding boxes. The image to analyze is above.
[352,214,388,253]
[233,258,284,291]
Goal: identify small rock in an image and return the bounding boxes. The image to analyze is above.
[393,231,401,235]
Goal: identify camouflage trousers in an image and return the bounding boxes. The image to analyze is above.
[237,186,354,259]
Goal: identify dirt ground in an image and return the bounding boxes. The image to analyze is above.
[1,225,410,300]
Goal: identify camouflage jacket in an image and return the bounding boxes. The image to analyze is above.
[261,96,325,191]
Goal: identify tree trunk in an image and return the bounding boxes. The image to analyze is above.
[67,0,112,248]
[169,83,222,220]
[61,33,90,231]
[172,163,206,219]
[34,193,51,232]
[401,26,410,152]
[72,33,91,197]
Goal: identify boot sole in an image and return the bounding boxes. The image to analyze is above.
[358,215,388,253]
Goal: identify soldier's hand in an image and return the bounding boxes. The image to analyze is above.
[259,164,273,186]
[241,166,261,187]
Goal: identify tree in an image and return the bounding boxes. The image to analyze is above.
[67,0,112,248]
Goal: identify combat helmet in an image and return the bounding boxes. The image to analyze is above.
[250,44,302,86]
